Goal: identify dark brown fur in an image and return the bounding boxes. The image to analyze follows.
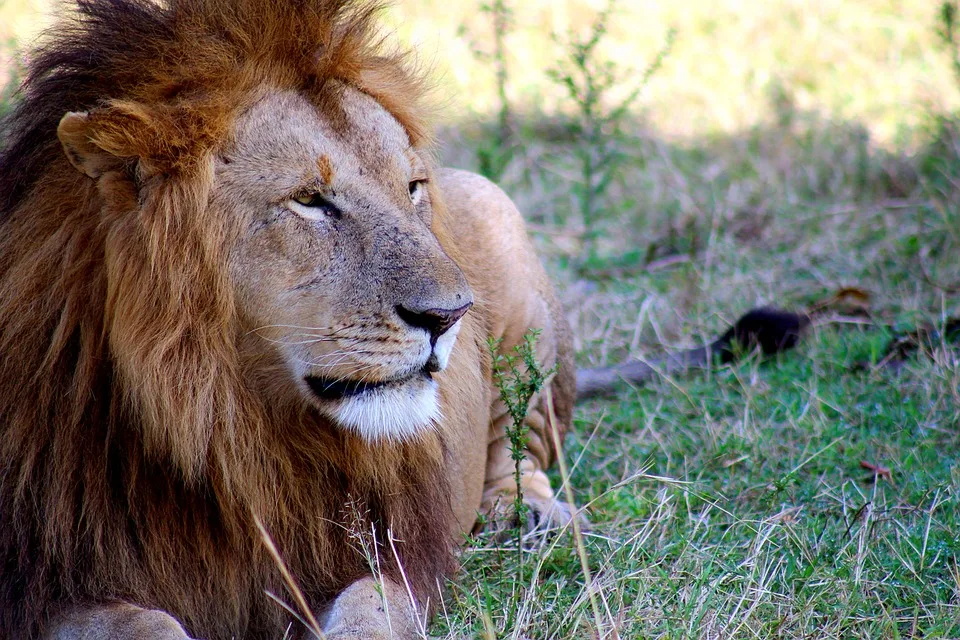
[0,1,454,638]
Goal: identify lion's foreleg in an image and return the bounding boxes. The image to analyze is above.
[321,576,421,640]
[45,603,193,640]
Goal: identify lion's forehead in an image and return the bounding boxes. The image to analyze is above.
[229,89,412,183]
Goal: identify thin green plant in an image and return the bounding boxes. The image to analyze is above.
[545,0,674,271]
[922,3,960,217]
[0,37,23,136]
[488,329,556,561]
[937,2,960,86]
[459,0,515,181]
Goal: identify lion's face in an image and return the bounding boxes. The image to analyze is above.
[215,89,472,441]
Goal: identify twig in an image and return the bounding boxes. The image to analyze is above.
[544,387,613,639]
[253,515,326,639]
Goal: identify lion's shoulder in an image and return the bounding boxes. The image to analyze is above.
[436,168,537,282]
[434,168,567,377]
[437,168,525,228]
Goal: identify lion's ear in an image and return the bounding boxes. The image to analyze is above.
[58,101,171,178]
[57,112,125,179]
[59,102,215,179]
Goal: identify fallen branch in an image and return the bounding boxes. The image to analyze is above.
[576,307,810,399]
[577,290,958,399]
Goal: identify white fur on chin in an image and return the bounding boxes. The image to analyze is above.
[328,378,441,442]
[321,320,461,441]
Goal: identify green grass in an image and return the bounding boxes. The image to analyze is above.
[431,103,960,637]
[436,266,960,637]
[439,337,960,637]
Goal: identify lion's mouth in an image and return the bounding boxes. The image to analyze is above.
[305,368,433,401]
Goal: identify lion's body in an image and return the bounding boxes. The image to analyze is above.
[0,1,573,638]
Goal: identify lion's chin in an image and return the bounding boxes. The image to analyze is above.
[308,373,441,442]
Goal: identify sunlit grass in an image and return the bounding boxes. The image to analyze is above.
[435,116,960,637]
[3,0,960,142]
[388,0,958,144]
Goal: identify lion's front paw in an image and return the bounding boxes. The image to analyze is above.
[46,603,194,640]
[324,631,391,640]
[322,576,421,640]
[477,492,585,540]
[477,467,587,540]
[522,494,581,534]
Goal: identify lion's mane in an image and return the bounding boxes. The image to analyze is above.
[0,1,456,638]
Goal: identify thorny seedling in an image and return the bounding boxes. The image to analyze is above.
[545,0,674,271]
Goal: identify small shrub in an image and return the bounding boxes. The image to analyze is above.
[937,1,960,85]
[487,329,555,561]
[920,2,960,199]
[0,38,23,144]
[545,0,674,271]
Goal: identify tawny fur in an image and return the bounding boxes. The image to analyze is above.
[0,1,574,639]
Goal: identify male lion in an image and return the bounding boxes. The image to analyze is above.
[0,1,575,638]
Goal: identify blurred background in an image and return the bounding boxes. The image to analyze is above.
[5,1,959,140]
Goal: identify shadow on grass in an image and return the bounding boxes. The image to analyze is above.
[437,102,956,278]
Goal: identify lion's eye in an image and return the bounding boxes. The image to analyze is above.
[288,193,340,220]
[409,179,428,206]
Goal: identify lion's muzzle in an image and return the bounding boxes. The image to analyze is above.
[395,301,472,373]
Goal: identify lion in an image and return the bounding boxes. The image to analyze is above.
[0,1,575,639]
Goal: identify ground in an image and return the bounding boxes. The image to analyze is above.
[432,114,960,638]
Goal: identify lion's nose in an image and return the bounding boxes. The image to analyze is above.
[396,301,472,345]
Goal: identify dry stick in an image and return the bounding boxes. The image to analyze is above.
[544,387,611,639]
[253,514,327,639]
[575,344,713,400]
[575,306,822,400]
[264,593,324,640]
[386,528,430,638]
[368,522,394,637]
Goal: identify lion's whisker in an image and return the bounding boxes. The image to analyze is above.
[244,324,350,339]
[296,348,383,370]
[260,336,342,346]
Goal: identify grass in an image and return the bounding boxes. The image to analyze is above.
[431,97,960,637]
[3,1,960,638]
[390,0,960,145]
[439,327,960,637]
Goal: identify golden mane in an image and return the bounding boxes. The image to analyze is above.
[0,1,453,638]
[1,0,432,213]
